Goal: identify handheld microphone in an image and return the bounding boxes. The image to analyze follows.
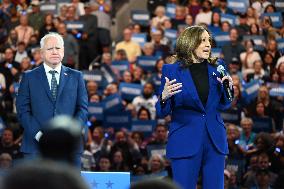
[217,65,233,101]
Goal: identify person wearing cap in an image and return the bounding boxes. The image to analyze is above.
[28,0,45,33]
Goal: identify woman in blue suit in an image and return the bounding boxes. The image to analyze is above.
[156,25,233,189]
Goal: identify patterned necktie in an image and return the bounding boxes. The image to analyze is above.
[49,70,58,101]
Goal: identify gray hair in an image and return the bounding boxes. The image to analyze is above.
[40,32,64,49]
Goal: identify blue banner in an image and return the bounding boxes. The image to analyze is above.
[277,38,284,52]
[164,29,177,40]
[147,144,166,159]
[119,82,143,101]
[131,33,147,47]
[88,102,104,121]
[221,14,237,26]
[227,0,249,13]
[211,48,222,58]
[212,31,230,47]
[252,117,273,133]
[166,3,176,18]
[102,94,124,113]
[242,79,260,103]
[81,171,130,189]
[243,35,265,51]
[221,109,241,125]
[100,64,117,84]
[65,21,84,30]
[131,10,150,26]
[262,12,283,28]
[268,83,284,97]
[137,56,159,72]
[111,61,129,76]
[131,120,156,137]
[275,0,284,12]
[0,117,5,136]
[82,70,107,87]
[40,3,57,14]
[103,111,132,129]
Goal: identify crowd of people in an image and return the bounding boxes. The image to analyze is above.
[0,0,283,188]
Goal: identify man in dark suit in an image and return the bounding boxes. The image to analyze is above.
[16,32,88,164]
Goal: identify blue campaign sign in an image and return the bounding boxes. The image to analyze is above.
[262,12,283,28]
[242,79,260,103]
[164,29,177,41]
[275,0,284,12]
[82,70,107,87]
[137,56,159,71]
[277,38,284,52]
[166,3,176,18]
[103,111,132,129]
[65,21,84,30]
[221,109,241,125]
[207,26,222,34]
[131,33,147,47]
[88,102,104,121]
[252,117,273,133]
[131,10,150,26]
[221,14,237,26]
[211,48,222,58]
[269,84,284,97]
[111,61,129,76]
[100,64,118,84]
[212,31,230,47]
[119,82,143,101]
[40,3,57,14]
[243,35,265,51]
[0,117,5,136]
[81,171,130,189]
[131,120,156,137]
[102,94,124,113]
[147,144,167,159]
[227,0,249,13]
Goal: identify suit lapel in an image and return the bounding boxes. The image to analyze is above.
[205,63,217,110]
[179,64,205,111]
[57,65,69,99]
[38,65,53,102]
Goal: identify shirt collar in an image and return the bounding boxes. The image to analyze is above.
[43,63,62,75]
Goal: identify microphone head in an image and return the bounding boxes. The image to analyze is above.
[217,65,225,73]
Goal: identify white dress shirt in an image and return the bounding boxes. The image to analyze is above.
[43,63,61,89]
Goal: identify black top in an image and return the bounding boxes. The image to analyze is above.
[189,61,209,107]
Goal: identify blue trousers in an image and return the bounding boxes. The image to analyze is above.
[171,129,225,189]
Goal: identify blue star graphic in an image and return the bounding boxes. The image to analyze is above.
[105,180,114,189]
[91,179,99,188]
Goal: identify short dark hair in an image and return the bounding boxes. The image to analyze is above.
[2,161,89,189]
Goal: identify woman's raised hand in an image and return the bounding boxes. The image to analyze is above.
[161,77,182,101]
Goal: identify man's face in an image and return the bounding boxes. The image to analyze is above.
[143,83,153,96]
[4,49,14,61]
[41,36,64,68]
[2,130,13,145]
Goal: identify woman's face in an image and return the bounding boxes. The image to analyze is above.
[138,110,150,120]
[264,54,273,64]
[156,60,164,73]
[247,7,254,17]
[251,24,258,34]
[256,103,265,115]
[45,15,53,25]
[212,12,220,23]
[193,31,211,61]
[222,22,230,32]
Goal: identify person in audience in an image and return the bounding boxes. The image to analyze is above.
[151,6,169,29]
[14,14,34,45]
[0,128,22,159]
[195,0,212,25]
[39,13,57,40]
[148,154,166,174]
[239,117,256,152]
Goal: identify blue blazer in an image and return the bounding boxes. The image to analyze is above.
[16,64,88,153]
[156,59,232,159]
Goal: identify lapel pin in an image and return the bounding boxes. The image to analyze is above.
[64,73,67,76]
[213,72,216,76]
